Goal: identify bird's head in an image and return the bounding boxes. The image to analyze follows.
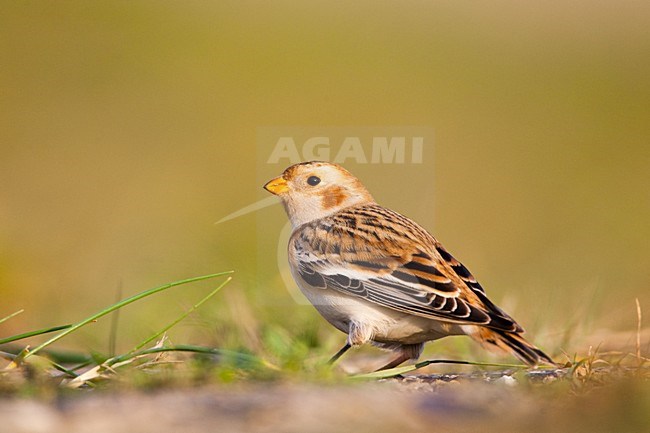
[264,161,374,227]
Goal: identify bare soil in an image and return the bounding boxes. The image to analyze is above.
[2,368,647,433]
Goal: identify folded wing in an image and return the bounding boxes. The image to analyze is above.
[291,204,522,333]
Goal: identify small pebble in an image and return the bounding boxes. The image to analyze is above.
[495,375,517,386]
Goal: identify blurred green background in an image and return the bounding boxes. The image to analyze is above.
[1,1,648,360]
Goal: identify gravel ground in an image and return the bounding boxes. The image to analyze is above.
[4,368,646,433]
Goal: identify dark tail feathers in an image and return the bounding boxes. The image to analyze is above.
[473,327,556,366]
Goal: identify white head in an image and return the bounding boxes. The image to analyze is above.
[263,161,375,228]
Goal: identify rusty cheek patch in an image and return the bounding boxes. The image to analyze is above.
[321,186,348,209]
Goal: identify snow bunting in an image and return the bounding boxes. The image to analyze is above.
[264,161,554,369]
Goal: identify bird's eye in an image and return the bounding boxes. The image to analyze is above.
[307,176,321,186]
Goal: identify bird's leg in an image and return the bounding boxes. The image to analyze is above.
[328,342,352,365]
[375,352,411,371]
[329,322,373,366]
[374,344,422,372]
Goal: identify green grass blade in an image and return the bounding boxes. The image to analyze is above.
[117,344,265,367]
[0,324,73,345]
[21,348,92,365]
[24,271,233,359]
[126,276,233,356]
[48,360,80,377]
[1,347,87,377]
[0,309,25,325]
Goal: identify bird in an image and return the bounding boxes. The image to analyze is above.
[263,161,554,370]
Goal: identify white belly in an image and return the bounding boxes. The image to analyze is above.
[292,269,463,345]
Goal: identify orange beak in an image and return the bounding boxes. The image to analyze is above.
[263,176,289,195]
